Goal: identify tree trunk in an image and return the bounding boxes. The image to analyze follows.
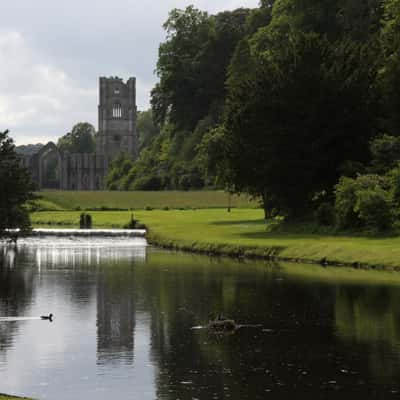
[261,190,269,220]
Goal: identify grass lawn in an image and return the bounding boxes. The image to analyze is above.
[35,191,258,211]
[31,209,400,269]
[0,395,32,400]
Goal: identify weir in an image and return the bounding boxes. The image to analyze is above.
[28,228,146,238]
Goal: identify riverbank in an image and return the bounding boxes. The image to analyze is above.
[30,209,400,270]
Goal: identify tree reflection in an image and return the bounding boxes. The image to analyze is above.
[96,262,137,366]
[135,253,341,399]
[0,246,34,359]
[335,285,400,381]
[132,252,400,398]
[3,241,400,397]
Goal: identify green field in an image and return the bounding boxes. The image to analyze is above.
[35,191,259,211]
[0,395,32,400]
[31,209,400,269]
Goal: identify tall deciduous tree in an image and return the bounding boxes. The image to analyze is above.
[336,0,383,41]
[0,130,33,239]
[380,0,400,135]
[58,122,96,153]
[269,0,339,38]
[151,6,250,131]
[137,110,160,151]
[151,6,212,130]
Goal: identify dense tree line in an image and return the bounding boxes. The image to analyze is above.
[217,0,383,217]
[107,0,400,229]
[107,6,254,190]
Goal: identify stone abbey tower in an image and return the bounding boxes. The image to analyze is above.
[96,76,138,160]
[24,76,138,190]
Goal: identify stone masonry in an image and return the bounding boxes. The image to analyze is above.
[23,77,138,190]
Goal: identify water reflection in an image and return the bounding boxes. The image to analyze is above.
[1,241,400,398]
[15,237,144,366]
[141,256,341,399]
[335,286,400,382]
[0,246,35,363]
[1,246,17,269]
[17,236,147,269]
[96,265,136,366]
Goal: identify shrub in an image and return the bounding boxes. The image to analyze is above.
[314,202,335,226]
[335,177,360,229]
[387,165,400,205]
[123,214,137,229]
[370,134,400,174]
[86,214,92,229]
[354,188,393,232]
[178,169,204,191]
[79,213,92,229]
[132,175,163,190]
[335,174,393,231]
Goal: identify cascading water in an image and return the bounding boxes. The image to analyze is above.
[7,228,146,238]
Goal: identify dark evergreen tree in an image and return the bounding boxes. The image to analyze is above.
[380,0,400,135]
[0,130,34,239]
[219,13,379,217]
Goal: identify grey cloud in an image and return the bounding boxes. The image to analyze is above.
[0,0,259,144]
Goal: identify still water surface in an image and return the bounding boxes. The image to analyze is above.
[1,237,400,399]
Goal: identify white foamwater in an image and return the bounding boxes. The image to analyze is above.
[0,317,42,322]
[30,228,146,237]
[2,234,148,269]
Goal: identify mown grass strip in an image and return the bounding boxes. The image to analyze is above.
[36,191,258,211]
[31,209,400,270]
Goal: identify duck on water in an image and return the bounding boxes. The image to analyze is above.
[208,314,237,332]
[41,313,53,322]
[191,314,263,333]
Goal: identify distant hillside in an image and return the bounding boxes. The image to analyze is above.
[16,143,44,156]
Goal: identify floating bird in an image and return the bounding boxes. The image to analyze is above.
[208,314,237,332]
[40,313,53,322]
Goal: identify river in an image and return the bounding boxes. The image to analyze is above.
[0,237,400,399]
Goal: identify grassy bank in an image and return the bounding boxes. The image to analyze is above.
[0,395,32,400]
[35,191,258,211]
[31,209,400,270]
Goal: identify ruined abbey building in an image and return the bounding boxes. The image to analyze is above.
[23,77,138,190]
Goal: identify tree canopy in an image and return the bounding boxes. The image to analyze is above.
[137,110,160,151]
[58,122,96,153]
[220,26,379,216]
[104,0,400,224]
[108,6,252,191]
[0,130,33,239]
[380,0,400,134]
[208,0,386,217]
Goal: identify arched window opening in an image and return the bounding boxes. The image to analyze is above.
[112,104,123,118]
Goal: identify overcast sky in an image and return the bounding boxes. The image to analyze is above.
[0,0,259,145]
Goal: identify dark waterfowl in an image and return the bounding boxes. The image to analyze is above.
[191,314,262,333]
[41,313,53,322]
[208,315,237,332]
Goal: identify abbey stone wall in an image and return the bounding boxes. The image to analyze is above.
[24,77,138,191]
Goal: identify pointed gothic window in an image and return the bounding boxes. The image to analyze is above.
[112,104,122,118]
